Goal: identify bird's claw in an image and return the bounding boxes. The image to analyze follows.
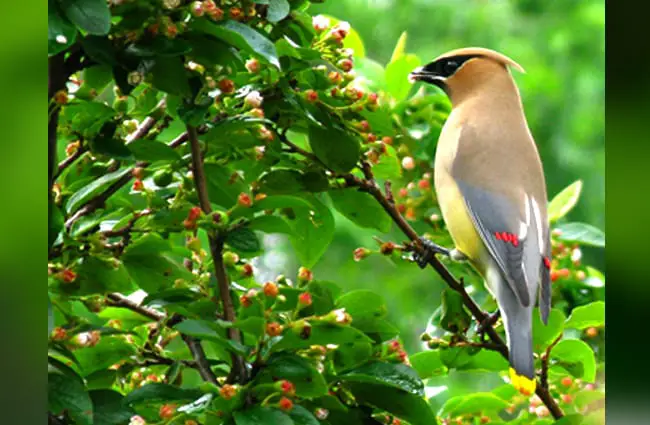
[475,310,501,341]
[413,237,451,269]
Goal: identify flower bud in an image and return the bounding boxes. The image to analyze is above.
[245,58,260,73]
[353,247,370,262]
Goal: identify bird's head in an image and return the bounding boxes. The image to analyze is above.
[409,47,525,101]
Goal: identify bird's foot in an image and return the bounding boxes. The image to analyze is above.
[413,237,451,269]
[476,310,501,341]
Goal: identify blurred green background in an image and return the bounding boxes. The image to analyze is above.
[292,0,603,353]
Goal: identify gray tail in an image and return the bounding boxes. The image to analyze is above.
[502,301,535,379]
[489,266,535,379]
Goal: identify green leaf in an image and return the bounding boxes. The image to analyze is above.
[458,349,509,373]
[345,382,436,425]
[64,256,135,295]
[554,222,605,248]
[234,406,294,425]
[258,353,328,398]
[122,234,191,293]
[439,347,473,369]
[533,308,566,353]
[204,163,248,208]
[341,361,424,396]
[49,2,77,55]
[288,405,320,425]
[409,351,448,379]
[233,317,265,338]
[61,0,111,35]
[75,336,136,376]
[123,383,204,405]
[62,100,116,136]
[270,322,372,353]
[226,227,262,254]
[372,145,402,180]
[249,215,293,235]
[190,19,280,69]
[308,124,361,173]
[267,0,290,23]
[287,195,335,268]
[66,167,131,213]
[385,54,421,101]
[439,393,509,417]
[128,139,181,161]
[565,301,605,330]
[329,188,392,233]
[551,339,597,382]
[555,414,586,425]
[48,373,93,425]
[322,15,366,58]
[151,56,191,97]
[173,320,248,355]
[439,289,471,334]
[80,35,117,65]
[548,180,583,223]
[90,390,135,425]
[259,169,306,195]
[336,290,387,320]
[574,390,605,410]
[389,32,408,64]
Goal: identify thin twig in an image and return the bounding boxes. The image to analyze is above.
[540,334,563,391]
[186,124,247,384]
[56,145,88,179]
[106,293,219,385]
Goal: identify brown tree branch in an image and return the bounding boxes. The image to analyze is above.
[540,334,563,391]
[186,124,247,384]
[106,293,219,385]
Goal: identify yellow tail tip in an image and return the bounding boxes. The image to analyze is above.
[509,368,536,396]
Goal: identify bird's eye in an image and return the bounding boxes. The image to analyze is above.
[443,60,459,75]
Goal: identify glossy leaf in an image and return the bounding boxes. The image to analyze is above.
[267,0,291,23]
[329,188,392,233]
[286,194,335,268]
[49,2,77,55]
[308,124,361,173]
[533,308,566,353]
[226,227,262,254]
[341,361,424,396]
[61,0,111,35]
[554,222,605,247]
[90,390,135,425]
[551,339,597,382]
[75,337,136,376]
[123,383,204,405]
[48,373,93,425]
[66,168,130,214]
[258,353,328,398]
[548,180,583,223]
[234,406,294,425]
[565,301,605,330]
[385,54,421,101]
[439,392,509,417]
[409,351,447,379]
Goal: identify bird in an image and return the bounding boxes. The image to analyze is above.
[408,47,551,396]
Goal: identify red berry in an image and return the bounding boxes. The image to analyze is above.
[60,269,77,283]
[561,394,573,404]
[278,397,293,412]
[558,268,571,278]
[53,90,68,105]
[418,179,431,190]
[280,380,295,396]
[238,193,252,208]
[263,282,279,298]
[240,294,252,308]
[368,92,378,104]
[51,327,67,341]
[305,89,319,103]
[550,270,560,282]
[218,79,235,94]
[387,340,401,353]
[480,416,490,424]
[183,219,197,230]
[208,7,224,21]
[353,247,369,262]
[561,376,573,387]
[132,179,144,191]
[380,242,396,255]
[229,7,243,20]
[241,263,254,277]
[358,120,370,132]
[338,59,353,72]
[298,267,313,282]
[298,292,312,307]
[266,322,283,337]
[328,71,342,84]
[245,58,260,73]
[188,206,202,221]
[397,204,406,214]
[165,23,178,39]
[366,133,377,143]
[159,404,176,419]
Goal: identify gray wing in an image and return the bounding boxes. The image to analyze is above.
[539,232,552,324]
[456,181,543,308]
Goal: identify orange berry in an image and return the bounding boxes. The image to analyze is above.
[298,267,313,282]
[380,242,396,255]
[561,394,573,404]
[183,219,197,230]
[240,294,252,308]
[241,263,254,277]
[353,247,370,262]
[382,136,393,145]
[159,404,176,420]
[585,327,598,338]
[418,179,431,190]
[405,207,416,221]
[263,281,279,298]
[219,384,237,400]
[387,340,401,353]
[188,206,202,221]
[298,292,312,307]
[51,327,67,341]
[280,380,295,396]
[266,322,283,337]
[305,89,319,103]
[60,269,77,283]
[238,193,252,208]
[245,58,260,73]
[561,376,573,387]
[229,7,243,20]
[132,179,144,191]
[218,79,235,94]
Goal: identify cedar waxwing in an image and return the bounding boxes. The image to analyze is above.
[409,47,551,395]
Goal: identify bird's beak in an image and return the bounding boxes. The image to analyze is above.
[408,66,446,88]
